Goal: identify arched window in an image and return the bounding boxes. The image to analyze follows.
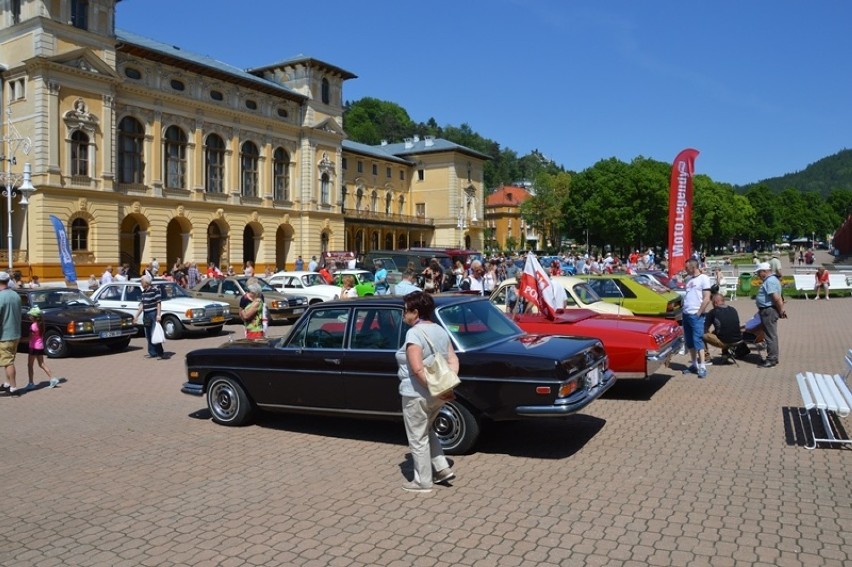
[370,190,378,212]
[163,125,187,189]
[320,173,330,205]
[340,186,347,212]
[356,188,363,210]
[321,78,330,104]
[71,218,88,251]
[398,195,405,214]
[385,192,392,215]
[118,116,144,184]
[241,141,259,198]
[273,147,290,201]
[71,131,89,176]
[205,134,225,193]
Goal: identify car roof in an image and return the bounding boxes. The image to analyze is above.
[313,293,486,308]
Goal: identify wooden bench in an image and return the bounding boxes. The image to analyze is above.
[796,370,852,449]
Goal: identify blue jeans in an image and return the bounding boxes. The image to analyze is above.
[143,312,164,358]
[682,312,706,351]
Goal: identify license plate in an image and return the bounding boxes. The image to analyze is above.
[585,367,600,389]
[211,316,224,323]
[292,309,305,315]
[100,330,122,338]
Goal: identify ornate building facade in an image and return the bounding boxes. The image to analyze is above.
[0,0,486,279]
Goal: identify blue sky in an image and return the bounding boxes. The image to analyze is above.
[117,0,850,186]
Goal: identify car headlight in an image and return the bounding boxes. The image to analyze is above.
[222,307,230,317]
[187,308,205,318]
[269,300,281,309]
[66,321,94,334]
[121,318,135,328]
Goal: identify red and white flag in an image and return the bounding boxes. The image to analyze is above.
[667,148,699,278]
[519,253,562,320]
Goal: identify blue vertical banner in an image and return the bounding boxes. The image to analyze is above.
[49,215,78,283]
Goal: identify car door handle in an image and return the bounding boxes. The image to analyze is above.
[324,358,341,365]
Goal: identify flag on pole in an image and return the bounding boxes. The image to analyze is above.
[518,253,562,320]
[667,148,699,278]
[49,215,78,284]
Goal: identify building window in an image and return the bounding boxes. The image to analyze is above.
[386,166,391,178]
[117,116,144,184]
[245,100,257,110]
[320,173,330,205]
[205,134,225,193]
[356,188,363,210]
[416,203,426,217]
[276,107,288,118]
[357,160,363,173]
[385,193,392,214]
[170,79,185,91]
[370,190,378,212]
[71,0,88,30]
[210,90,224,101]
[70,131,89,177]
[341,157,347,170]
[399,170,405,181]
[163,125,187,189]
[11,0,21,24]
[240,141,259,198]
[8,79,25,102]
[71,218,88,251]
[321,78,330,104]
[273,147,290,201]
[417,169,424,181]
[124,67,142,80]
[371,164,378,176]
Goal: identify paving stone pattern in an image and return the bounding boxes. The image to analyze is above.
[1,254,850,566]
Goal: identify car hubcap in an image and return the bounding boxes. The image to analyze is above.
[433,404,463,447]
[210,382,236,419]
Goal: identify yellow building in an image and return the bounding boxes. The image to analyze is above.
[484,184,542,251]
[0,0,486,280]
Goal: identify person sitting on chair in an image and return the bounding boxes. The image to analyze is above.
[814,266,830,300]
[703,292,743,363]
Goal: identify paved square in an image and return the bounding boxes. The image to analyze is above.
[1,275,850,566]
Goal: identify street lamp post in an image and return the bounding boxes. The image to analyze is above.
[1,108,36,271]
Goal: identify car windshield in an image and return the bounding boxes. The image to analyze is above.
[436,299,522,351]
[632,276,669,294]
[572,283,603,304]
[301,274,327,287]
[354,272,375,283]
[155,282,192,299]
[30,289,95,309]
[237,277,277,293]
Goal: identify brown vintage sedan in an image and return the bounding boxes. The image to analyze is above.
[189,276,308,324]
[182,295,615,454]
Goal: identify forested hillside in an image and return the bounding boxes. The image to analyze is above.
[738,149,852,196]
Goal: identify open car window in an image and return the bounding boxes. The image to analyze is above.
[197,280,219,294]
[349,307,404,350]
[572,283,601,304]
[286,307,350,349]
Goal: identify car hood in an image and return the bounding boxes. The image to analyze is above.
[43,306,128,322]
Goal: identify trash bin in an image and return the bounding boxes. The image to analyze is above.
[739,272,752,294]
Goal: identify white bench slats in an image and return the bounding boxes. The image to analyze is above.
[796,363,852,448]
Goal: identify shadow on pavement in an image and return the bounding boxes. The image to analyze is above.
[782,406,850,449]
[190,409,606,458]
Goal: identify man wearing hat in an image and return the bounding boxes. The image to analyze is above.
[0,271,23,395]
[755,262,786,368]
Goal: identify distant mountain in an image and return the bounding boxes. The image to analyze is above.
[738,149,852,195]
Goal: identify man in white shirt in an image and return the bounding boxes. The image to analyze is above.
[681,258,713,378]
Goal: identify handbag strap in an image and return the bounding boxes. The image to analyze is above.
[415,325,439,360]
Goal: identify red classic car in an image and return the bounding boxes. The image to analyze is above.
[511,309,683,380]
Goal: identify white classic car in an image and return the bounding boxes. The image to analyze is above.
[91,280,231,339]
[265,271,341,304]
[490,275,633,316]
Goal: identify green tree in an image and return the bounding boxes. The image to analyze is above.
[519,171,571,250]
[343,98,415,145]
[743,184,781,249]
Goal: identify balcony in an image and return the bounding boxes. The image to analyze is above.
[344,208,434,227]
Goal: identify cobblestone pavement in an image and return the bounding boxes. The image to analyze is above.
[1,261,850,566]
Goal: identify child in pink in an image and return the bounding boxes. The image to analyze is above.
[27,306,59,389]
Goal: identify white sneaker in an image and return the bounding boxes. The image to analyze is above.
[48,378,60,388]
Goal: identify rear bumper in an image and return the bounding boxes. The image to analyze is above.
[515,369,616,416]
[646,336,684,376]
